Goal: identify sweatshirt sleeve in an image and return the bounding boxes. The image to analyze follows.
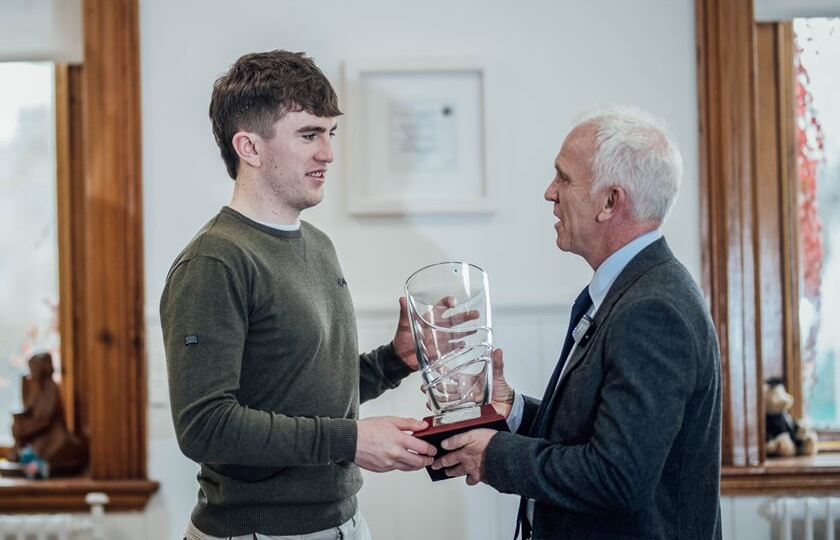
[358,342,415,404]
[160,255,357,468]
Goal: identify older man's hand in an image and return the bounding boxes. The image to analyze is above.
[431,428,497,486]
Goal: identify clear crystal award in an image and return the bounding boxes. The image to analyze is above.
[405,262,508,481]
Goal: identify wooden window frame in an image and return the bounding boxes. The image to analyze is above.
[697,0,840,494]
[0,0,158,512]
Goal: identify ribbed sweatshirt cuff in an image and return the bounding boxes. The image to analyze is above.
[330,417,358,463]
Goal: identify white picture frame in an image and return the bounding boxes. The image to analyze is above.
[341,58,497,215]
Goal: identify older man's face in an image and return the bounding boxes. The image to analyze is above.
[544,125,601,259]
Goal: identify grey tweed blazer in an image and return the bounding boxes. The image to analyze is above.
[485,238,722,540]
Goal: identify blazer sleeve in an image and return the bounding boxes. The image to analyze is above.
[484,297,700,514]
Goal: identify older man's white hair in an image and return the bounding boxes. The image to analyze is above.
[575,106,683,222]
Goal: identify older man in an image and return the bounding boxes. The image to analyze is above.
[433,107,722,540]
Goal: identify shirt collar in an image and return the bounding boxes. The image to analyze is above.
[587,229,662,313]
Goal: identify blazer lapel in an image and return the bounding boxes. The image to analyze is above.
[554,238,675,390]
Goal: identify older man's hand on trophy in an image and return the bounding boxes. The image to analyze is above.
[489,348,514,418]
[424,348,513,416]
[428,351,512,486]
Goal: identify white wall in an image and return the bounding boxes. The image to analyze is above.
[136,0,706,538]
[140,0,702,309]
[0,0,82,62]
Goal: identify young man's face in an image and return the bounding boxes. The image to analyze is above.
[543,125,601,260]
[257,110,337,212]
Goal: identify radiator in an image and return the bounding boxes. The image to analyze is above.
[0,492,107,540]
[761,497,840,540]
[0,515,94,540]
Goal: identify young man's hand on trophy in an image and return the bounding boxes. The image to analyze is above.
[392,295,480,370]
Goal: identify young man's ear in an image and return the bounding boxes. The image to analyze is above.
[232,131,261,168]
[596,186,625,223]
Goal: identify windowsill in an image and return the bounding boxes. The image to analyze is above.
[0,476,159,513]
[722,453,840,495]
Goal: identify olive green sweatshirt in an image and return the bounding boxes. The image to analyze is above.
[160,207,413,536]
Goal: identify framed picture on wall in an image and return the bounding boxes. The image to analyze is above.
[341,58,498,215]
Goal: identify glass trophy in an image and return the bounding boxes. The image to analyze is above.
[405,261,508,481]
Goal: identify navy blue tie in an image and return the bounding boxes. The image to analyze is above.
[514,286,592,540]
[533,286,593,436]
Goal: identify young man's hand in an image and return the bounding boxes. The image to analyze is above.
[392,296,481,371]
[354,416,436,472]
[392,297,419,370]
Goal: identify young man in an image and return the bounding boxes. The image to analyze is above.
[160,50,436,540]
[433,107,722,539]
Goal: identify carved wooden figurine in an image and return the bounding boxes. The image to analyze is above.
[10,352,87,475]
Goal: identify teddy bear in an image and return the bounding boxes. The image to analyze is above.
[764,377,818,458]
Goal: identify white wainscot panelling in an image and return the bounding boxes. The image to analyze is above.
[722,496,774,540]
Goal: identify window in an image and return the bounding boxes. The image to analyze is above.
[795,18,840,431]
[0,0,158,512]
[0,62,60,448]
[697,0,840,493]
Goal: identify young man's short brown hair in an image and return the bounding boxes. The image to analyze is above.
[209,50,343,179]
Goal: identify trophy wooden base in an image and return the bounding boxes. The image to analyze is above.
[414,403,509,481]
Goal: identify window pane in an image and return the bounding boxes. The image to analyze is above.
[0,62,59,447]
[797,18,840,428]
